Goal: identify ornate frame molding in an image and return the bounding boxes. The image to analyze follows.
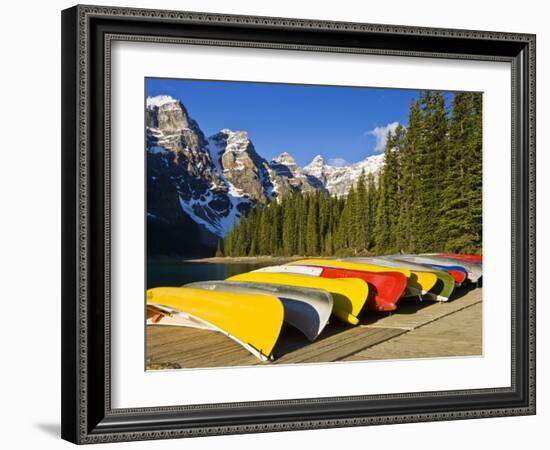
[61,5,536,444]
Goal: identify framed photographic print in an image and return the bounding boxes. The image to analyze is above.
[61,4,536,444]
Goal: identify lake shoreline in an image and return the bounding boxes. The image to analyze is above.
[185,256,308,264]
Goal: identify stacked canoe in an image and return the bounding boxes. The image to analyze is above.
[147,253,482,361]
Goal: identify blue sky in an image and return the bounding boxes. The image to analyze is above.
[146,78,451,167]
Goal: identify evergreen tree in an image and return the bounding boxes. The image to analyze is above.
[354,171,369,252]
[297,195,308,255]
[365,173,378,251]
[440,92,482,253]
[215,239,223,257]
[306,194,319,255]
[270,201,281,254]
[324,230,334,255]
[413,91,449,252]
[335,187,354,254]
[374,129,400,253]
[396,99,422,252]
[318,192,329,253]
[468,92,483,253]
[282,195,297,255]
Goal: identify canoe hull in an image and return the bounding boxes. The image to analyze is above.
[185,280,333,341]
[427,264,468,284]
[146,287,284,360]
[306,266,407,312]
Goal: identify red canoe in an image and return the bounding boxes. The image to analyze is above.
[437,254,483,264]
[443,268,467,285]
[305,266,408,312]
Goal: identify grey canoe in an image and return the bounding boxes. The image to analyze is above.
[185,280,333,341]
[387,254,482,283]
[343,256,456,301]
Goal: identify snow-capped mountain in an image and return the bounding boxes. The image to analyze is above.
[303,154,385,197]
[208,129,274,204]
[268,152,325,197]
[146,94,385,255]
[147,97,260,249]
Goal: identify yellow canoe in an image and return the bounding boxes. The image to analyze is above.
[227,272,368,325]
[290,259,437,296]
[146,287,284,361]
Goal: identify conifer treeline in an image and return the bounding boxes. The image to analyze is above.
[222,91,482,256]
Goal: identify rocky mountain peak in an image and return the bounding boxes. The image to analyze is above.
[208,129,273,204]
[308,154,325,167]
[268,152,325,198]
[146,95,192,133]
[146,95,179,109]
[272,152,298,169]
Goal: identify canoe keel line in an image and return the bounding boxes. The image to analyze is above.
[147,287,284,361]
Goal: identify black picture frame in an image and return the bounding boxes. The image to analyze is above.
[61,4,536,444]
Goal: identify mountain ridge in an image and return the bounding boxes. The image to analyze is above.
[146,94,385,254]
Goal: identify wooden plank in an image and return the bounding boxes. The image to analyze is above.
[360,285,482,331]
[344,302,483,361]
[301,329,405,363]
[146,326,209,347]
[274,326,365,362]
[275,327,404,364]
[148,329,238,360]
[147,325,260,368]
[173,341,250,365]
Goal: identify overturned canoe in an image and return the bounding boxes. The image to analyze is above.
[252,264,406,312]
[391,254,482,283]
[146,287,284,361]
[293,258,436,297]
[427,264,468,284]
[227,271,368,325]
[309,266,407,312]
[345,256,455,301]
[185,280,332,341]
[434,254,483,264]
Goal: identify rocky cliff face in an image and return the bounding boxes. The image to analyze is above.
[146,94,385,255]
[208,129,274,204]
[146,96,254,254]
[268,152,325,197]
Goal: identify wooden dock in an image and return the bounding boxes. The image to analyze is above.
[146,285,483,370]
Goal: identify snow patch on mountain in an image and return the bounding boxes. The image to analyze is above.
[146,95,180,109]
[178,191,248,237]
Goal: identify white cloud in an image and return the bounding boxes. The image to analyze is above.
[367,122,400,153]
[327,158,349,167]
